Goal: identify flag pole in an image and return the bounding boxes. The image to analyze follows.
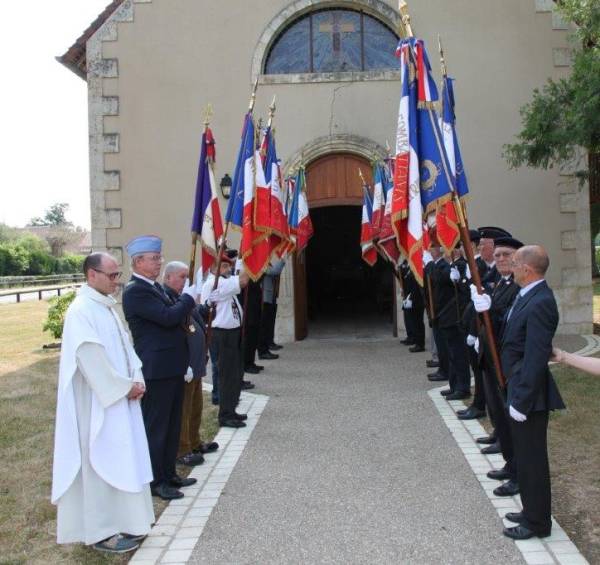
[399,1,506,388]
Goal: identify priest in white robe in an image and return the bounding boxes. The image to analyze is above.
[52,252,155,554]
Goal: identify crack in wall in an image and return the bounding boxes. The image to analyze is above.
[329,83,352,136]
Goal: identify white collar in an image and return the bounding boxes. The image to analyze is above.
[133,271,157,286]
[79,283,117,307]
[519,278,544,297]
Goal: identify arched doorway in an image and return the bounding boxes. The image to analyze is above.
[293,153,397,340]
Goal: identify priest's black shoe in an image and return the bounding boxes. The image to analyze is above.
[244,365,260,374]
[505,512,525,524]
[269,343,283,351]
[481,441,501,455]
[400,338,415,345]
[258,351,279,360]
[234,412,248,421]
[220,419,246,428]
[445,391,471,401]
[241,380,255,390]
[151,483,184,500]
[440,388,453,396]
[170,475,197,488]
[477,435,497,445]
[177,452,205,466]
[409,344,425,353]
[503,525,550,540]
[428,372,448,382]
[493,479,520,497]
[426,359,440,368]
[194,441,219,454]
[458,406,485,420]
[487,467,511,481]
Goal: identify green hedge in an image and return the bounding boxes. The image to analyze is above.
[0,242,84,276]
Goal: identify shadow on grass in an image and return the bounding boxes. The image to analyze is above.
[0,354,219,564]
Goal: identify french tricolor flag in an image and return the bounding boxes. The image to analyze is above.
[371,163,386,240]
[191,127,224,274]
[288,167,313,253]
[360,186,377,267]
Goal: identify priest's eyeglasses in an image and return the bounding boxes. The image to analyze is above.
[92,268,123,281]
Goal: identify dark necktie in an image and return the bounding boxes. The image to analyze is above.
[154,282,169,300]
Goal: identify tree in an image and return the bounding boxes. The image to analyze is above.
[503,0,600,273]
[30,202,72,227]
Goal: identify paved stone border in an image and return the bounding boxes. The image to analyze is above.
[429,387,590,565]
[129,388,269,565]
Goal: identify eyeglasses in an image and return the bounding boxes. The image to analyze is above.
[144,254,164,263]
[92,268,123,281]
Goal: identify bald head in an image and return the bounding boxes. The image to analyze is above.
[513,245,549,287]
[83,252,117,278]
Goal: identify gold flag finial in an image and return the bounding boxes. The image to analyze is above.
[385,139,392,158]
[398,1,414,38]
[358,168,367,186]
[248,77,259,112]
[267,95,277,128]
[438,34,448,77]
[203,103,213,128]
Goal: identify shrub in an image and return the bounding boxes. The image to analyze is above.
[43,291,77,340]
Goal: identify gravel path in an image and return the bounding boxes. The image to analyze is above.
[189,337,524,564]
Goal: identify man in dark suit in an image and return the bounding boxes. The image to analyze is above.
[400,260,425,352]
[122,236,198,501]
[474,245,565,539]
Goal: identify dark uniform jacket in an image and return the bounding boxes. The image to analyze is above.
[400,261,424,309]
[122,276,195,380]
[424,258,460,329]
[499,280,565,414]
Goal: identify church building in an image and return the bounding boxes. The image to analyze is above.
[59,0,593,341]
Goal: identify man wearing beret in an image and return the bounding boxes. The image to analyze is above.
[122,236,199,501]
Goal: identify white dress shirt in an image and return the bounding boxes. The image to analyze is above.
[201,274,243,329]
[518,278,544,297]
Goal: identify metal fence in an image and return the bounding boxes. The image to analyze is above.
[0,274,84,290]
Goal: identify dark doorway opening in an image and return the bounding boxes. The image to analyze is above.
[305,206,394,338]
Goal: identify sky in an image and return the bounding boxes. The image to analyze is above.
[0,0,111,229]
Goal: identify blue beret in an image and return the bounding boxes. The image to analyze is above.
[125,235,162,257]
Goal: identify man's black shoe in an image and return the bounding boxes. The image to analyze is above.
[440,388,453,396]
[151,484,184,500]
[241,380,255,390]
[244,365,260,374]
[409,344,425,353]
[400,338,415,345]
[493,479,520,497]
[220,419,246,428]
[253,364,265,371]
[487,467,511,481]
[170,475,197,488]
[505,512,525,524]
[503,525,550,540]
[426,359,440,368]
[269,343,283,351]
[445,391,471,401]
[93,535,140,554]
[476,435,497,445]
[211,398,219,406]
[458,406,486,420]
[177,452,205,466]
[234,412,248,421]
[481,441,501,455]
[194,441,219,454]
[428,373,448,382]
[258,351,279,360]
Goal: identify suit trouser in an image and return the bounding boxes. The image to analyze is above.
[258,302,276,354]
[177,378,203,457]
[142,376,185,488]
[470,348,486,411]
[482,367,517,480]
[403,305,425,347]
[213,328,243,422]
[440,325,470,394]
[432,325,449,376]
[243,323,260,367]
[510,411,551,533]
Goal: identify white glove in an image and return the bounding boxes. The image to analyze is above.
[423,251,433,266]
[509,405,527,422]
[184,367,194,383]
[464,265,471,280]
[207,289,221,305]
[182,279,198,300]
[450,267,460,282]
[402,293,413,310]
[195,267,203,284]
[474,338,480,354]
[466,334,477,347]
[470,284,491,312]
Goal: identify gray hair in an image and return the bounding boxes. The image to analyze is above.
[163,261,189,278]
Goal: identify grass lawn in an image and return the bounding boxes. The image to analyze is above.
[0,300,218,564]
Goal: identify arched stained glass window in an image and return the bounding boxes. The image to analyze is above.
[264,9,399,75]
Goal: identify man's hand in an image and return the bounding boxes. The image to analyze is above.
[466,334,477,347]
[128,382,145,400]
[423,251,433,266]
[450,267,460,282]
[239,271,250,288]
[182,279,199,300]
[184,366,194,383]
[470,284,491,312]
[402,293,412,310]
[509,405,527,422]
